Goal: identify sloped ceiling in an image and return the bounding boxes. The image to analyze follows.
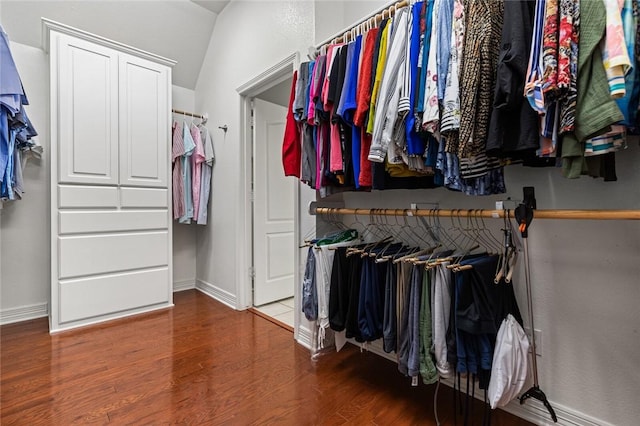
[191,0,230,14]
[0,0,229,89]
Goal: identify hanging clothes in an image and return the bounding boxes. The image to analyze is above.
[284,0,640,194]
[172,121,185,219]
[282,70,301,177]
[178,122,196,223]
[561,0,625,179]
[1,25,39,202]
[196,126,214,225]
[190,123,205,220]
[312,229,360,349]
[486,0,539,158]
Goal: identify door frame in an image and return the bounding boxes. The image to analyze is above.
[236,52,300,330]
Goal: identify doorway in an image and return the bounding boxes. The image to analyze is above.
[236,53,301,333]
[251,94,295,327]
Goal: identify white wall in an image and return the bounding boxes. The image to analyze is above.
[317,138,640,426]
[193,0,314,306]
[0,41,199,322]
[171,86,198,290]
[314,0,391,44]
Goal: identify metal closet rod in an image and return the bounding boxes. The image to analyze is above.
[172,108,206,120]
[311,207,640,221]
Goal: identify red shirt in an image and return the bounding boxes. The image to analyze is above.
[282,71,301,177]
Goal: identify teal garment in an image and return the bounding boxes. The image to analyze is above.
[416,0,435,113]
[562,0,624,178]
[314,229,358,246]
[419,269,438,384]
[179,122,196,223]
[616,0,639,127]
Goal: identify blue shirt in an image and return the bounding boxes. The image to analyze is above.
[437,0,454,101]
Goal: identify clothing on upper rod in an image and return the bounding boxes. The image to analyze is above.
[282,0,640,196]
[1,25,41,203]
[171,114,214,225]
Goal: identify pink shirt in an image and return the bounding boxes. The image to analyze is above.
[190,123,206,218]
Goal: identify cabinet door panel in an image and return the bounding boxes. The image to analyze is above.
[119,54,169,188]
[58,35,119,185]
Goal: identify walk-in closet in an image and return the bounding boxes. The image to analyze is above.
[1,1,639,425]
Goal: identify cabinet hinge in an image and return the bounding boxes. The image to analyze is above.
[249,266,256,279]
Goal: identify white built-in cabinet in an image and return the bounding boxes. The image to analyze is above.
[43,19,176,332]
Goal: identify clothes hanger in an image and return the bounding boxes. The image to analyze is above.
[447,210,482,269]
[468,209,496,255]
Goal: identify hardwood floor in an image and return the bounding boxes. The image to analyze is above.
[1,290,532,425]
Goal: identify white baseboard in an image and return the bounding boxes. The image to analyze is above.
[195,279,237,309]
[295,325,313,349]
[173,279,196,292]
[50,302,174,334]
[345,339,611,426]
[0,302,48,325]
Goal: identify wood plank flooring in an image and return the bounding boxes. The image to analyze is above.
[1,290,533,425]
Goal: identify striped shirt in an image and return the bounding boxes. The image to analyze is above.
[171,121,185,219]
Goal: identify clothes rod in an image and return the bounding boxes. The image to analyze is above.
[172,108,206,120]
[315,0,408,50]
[311,207,640,221]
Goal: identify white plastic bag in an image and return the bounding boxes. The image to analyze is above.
[488,314,530,409]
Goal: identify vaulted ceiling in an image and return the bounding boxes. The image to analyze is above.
[0,0,230,89]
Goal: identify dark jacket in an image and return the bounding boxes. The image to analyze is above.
[486,0,539,157]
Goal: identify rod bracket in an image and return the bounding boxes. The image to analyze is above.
[515,187,536,238]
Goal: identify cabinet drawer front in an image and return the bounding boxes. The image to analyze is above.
[59,231,168,279]
[59,210,168,234]
[58,185,119,208]
[59,268,169,323]
[120,187,168,208]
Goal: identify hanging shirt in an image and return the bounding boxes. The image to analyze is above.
[354,28,379,128]
[441,0,464,142]
[171,121,185,219]
[559,0,580,134]
[541,0,560,101]
[197,126,215,225]
[437,0,454,101]
[366,18,392,136]
[321,44,343,112]
[1,25,36,198]
[282,71,301,177]
[421,0,440,133]
[417,0,436,114]
[602,0,632,98]
[342,36,363,187]
[457,0,504,159]
[293,62,309,121]
[405,2,426,158]
[615,0,639,126]
[0,25,27,115]
[368,10,409,163]
[524,0,548,114]
[190,123,206,219]
[179,121,196,224]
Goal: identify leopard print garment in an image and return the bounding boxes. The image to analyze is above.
[457,0,504,159]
